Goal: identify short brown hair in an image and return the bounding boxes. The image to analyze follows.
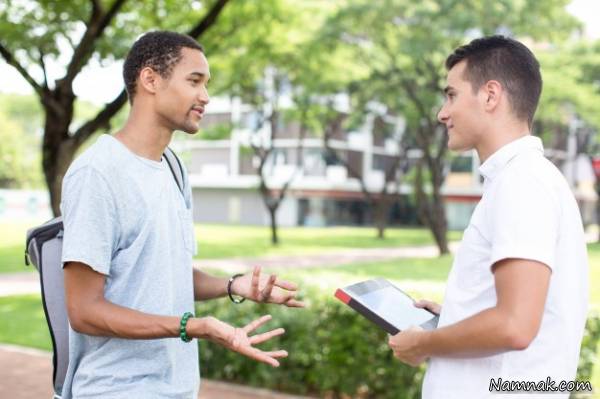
[445,35,542,127]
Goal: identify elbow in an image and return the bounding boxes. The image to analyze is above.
[66,306,86,334]
[506,331,534,351]
[503,319,538,351]
[66,302,95,335]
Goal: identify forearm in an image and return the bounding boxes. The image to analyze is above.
[422,306,523,358]
[70,298,212,340]
[193,268,229,301]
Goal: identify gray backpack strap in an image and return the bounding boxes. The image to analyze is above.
[163,147,185,195]
[25,216,69,397]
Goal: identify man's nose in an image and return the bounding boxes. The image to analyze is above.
[198,87,210,105]
[437,105,449,124]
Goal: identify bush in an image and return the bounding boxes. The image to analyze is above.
[197,296,600,399]
[573,313,600,398]
[198,289,423,399]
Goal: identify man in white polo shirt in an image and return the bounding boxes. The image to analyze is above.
[387,36,589,398]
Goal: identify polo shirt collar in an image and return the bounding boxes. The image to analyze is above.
[478,135,544,182]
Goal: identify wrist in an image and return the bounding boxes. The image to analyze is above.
[229,276,241,296]
[186,316,213,339]
[227,274,246,303]
[418,329,435,358]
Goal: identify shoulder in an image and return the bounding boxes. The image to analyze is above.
[64,135,128,186]
[496,152,566,201]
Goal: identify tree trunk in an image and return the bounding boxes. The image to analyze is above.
[429,157,449,255]
[42,88,78,217]
[374,197,390,240]
[414,159,449,255]
[429,198,449,254]
[267,205,279,245]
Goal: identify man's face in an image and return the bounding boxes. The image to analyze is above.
[437,61,486,152]
[155,47,210,134]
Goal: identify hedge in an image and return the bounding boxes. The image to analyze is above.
[197,293,600,399]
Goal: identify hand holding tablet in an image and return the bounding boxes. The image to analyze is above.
[335,278,439,335]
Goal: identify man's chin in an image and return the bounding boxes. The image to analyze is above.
[179,124,201,134]
[447,139,469,153]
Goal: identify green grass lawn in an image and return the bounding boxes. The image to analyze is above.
[1,221,461,274]
[1,222,598,391]
[1,247,599,391]
[0,294,52,351]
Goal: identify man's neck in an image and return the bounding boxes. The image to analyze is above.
[114,107,173,162]
[475,120,531,163]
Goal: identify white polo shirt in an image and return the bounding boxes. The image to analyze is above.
[422,135,589,399]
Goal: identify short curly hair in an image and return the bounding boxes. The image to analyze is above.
[123,31,204,102]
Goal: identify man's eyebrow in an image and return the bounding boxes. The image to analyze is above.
[443,86,454,94]
[189,72,210,80]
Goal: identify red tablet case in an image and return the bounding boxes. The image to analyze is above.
[335,288,400,335]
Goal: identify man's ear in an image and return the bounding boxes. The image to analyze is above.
[138,67,160,95]
[482,80,503,112]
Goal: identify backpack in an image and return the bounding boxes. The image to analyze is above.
[24,147,186,398]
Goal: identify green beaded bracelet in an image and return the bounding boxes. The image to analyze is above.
[179,311,194,342]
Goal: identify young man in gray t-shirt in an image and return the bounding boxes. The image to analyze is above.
[61,31,304,399]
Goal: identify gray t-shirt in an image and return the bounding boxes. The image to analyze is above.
[60,134,199,398]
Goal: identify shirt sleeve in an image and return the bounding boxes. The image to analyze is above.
[489,174,560,271]
[60,166,120,275]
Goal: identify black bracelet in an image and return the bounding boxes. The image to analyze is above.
[227,273,246,304]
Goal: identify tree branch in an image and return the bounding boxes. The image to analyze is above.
[187,0,231,38]
[63,0,127,85]
[0,42,44,96]
[71,0,231,147]
[72,89,128,147]
[38,47,48,89]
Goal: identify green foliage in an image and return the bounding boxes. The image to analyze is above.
[198,295,600,398]
[575,314,600,383]
[536,42,600,146]
[0,111,43,188]
[197,122,233,141]
[198,290,425,398]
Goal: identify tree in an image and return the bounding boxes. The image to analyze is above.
[205,0,334,244]
[0,0,230,216]
[317,0,579,254]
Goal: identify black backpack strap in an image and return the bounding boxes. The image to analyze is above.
[163,147,185,195]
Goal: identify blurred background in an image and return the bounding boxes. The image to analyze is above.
[1,0,599,398]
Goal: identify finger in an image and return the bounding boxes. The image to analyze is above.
[251,266,261,297]
[284,299,306,308]
[251,351,281,367]
[275,291,296,305]
[274,278,298,291]
[260,274,276,301]
[263,350,288,358]
[249,327,285,345]
[414,300,430,308]
[242,314,272,334]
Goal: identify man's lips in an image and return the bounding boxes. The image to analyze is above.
[191,108,204,118]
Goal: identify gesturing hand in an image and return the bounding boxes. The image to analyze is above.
[231,265,305,308]
[203,315,288,367]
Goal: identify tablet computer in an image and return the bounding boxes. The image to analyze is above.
[335,278,439,335]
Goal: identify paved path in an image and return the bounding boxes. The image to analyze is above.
[0,344,313,399]
[1,243,458,297]
[194,243,459,274]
